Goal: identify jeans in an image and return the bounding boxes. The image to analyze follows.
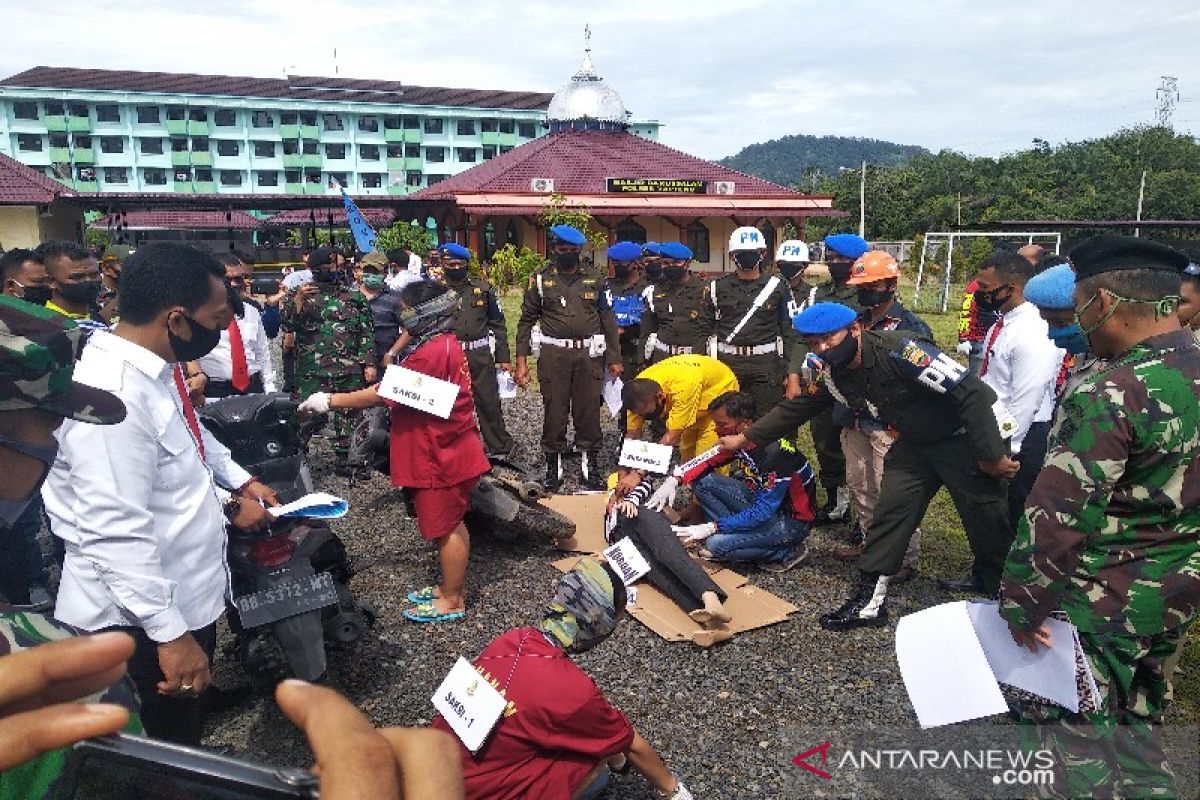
[692,473,808,563]
[967,340,985,376]
[610,509,724,612]
[0,497,48,604]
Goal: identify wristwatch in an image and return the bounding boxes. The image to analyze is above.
[222,496,241,519]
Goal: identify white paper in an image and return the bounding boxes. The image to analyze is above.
[267,492,349,519]
[602,537,652,585]
[603,378,624,417]
[966,601,1081,712]
[895,601,1009,728]
[378,364,458,419]
[617,439,674,474]
[497,370,517,399]
[431,657,507,753]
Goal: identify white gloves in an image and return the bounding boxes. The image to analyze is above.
[298,392,331,415]
[646,476,679,511]
[665,778,694,800]
[672,522,717,543]
[955,341,972,356]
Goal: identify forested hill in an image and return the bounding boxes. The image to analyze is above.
[719,134,929,188]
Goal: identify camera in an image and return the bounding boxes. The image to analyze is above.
[251,277,281,296]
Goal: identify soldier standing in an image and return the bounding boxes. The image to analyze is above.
[605,241,648,376]
[1000,236,1200,798]
[642,242,708,365]
[515,225,622,492]
[434,242,514,458]
[700,226,793,419]
[282,246,376,473]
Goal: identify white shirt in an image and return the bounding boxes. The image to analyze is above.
[197,304,277,391]
[44,330,252,642]
[980,301,1063,455]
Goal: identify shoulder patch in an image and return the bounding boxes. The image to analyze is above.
[890,338,967,394]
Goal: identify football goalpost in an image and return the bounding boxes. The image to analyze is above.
[911,231,1062,313]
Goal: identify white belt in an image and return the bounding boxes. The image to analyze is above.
[464,336,491,350]
[717,342,776,356]
[540,335,590,349]
[654,340,693,355]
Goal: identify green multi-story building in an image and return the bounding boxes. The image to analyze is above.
[0,66,661,197]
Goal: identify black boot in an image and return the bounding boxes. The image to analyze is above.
[581,451,604,492]
[820,571,890,631]
[542,453,563,494]
[937,571,990,595]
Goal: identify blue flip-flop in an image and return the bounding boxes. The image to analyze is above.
[403,602,466,624]
[407,586,437,603]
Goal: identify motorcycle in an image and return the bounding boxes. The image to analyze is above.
[198,393,375,684]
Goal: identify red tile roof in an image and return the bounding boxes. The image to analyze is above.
[265,207,398,226]
[0,151,71,205]
[0,67,553,111]
[411,131,795,199]
[92,210,263,230]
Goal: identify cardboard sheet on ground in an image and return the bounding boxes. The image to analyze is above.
[538,494,798,646]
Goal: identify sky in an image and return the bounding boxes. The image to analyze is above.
[3,0,1197,160]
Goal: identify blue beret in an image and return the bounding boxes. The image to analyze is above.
[643,241,662,256]
[824,233,870,260]
[793,302,858,335]
[549,224,587,246]
[660,242,693,260]
[1023,264,1076,310]
[607,241,643,262]
[437,242,472,261]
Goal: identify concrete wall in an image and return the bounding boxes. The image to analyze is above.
[0,206,41,249]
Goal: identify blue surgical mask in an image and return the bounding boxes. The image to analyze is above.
[1047,323,1089,355]
[0,434,59,525]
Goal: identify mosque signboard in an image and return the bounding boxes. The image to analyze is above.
[606,178,708,194]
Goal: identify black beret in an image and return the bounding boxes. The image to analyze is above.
[307,245,336,269]
[1069,235,1189,281]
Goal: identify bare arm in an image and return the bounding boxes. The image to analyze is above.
[329,384,386,411]
[625,730,677,795]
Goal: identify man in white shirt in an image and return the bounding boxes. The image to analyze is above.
[942,251,1062,594]
[196,253,278,397]
[43,243,276,745]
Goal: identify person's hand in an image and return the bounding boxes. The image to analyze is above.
[299,392,332,416]
[955,341,972,356]
[265,282,287,307]
[157,633,211,697]
[0,631,134,771]
[364,366,378,384]
[784,374,803,400]
[495,362,512,373]
[978,455,1020,480]
[185,371,207,405]
[282,331,296,354]
[608,363,624,380]
[672,522,717,543]
[614,468,644,497]
[514,359,531,388]
[294,283,318,311]
[240,480,280,508]
[616,501,639,518]
[229,496,273,533]
[276,678,465,800]
[646,476,679,512]
[1007,620,1052,653]
[717,433,749,452]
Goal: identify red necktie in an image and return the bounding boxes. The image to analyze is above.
[173,365,206,461]
[227,320,250,392]
[979,317,1004,376]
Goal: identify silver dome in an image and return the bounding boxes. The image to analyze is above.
[546,49,629,125]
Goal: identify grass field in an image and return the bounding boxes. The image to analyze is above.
[497,279,1198,725]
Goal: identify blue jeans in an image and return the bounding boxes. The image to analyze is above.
[0,496,47,604]
[575,765,611,800]
[692,473,808,563]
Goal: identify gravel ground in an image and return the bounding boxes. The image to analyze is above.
[203,387,955,799]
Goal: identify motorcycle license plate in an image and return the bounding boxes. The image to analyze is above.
[234,572,338,628]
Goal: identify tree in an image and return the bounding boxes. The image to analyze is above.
[376,219,435,254]
[538,193,607,251]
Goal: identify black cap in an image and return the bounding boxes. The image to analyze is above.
[1069,235,1190,281]
[307,246,337,269]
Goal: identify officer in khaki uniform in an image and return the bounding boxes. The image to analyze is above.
[437,242,514,457]
[604,241,648,376]
[641,242,708,365]
[700,226,793,420]
[515,225,622,492]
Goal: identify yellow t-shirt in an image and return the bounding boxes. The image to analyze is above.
[627,355,739,432]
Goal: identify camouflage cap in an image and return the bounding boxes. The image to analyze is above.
[359,251,389,269]
[101,244,135,263]
[0,295,125,424]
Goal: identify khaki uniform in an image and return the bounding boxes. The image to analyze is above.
[447,275,513,456]
[641,275,709,365]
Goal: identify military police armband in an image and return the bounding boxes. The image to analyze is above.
[890,339,967,394]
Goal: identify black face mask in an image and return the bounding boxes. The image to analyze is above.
[58,280,102,306]
[613,265,633,280]
[226,282,245,317]
[555,252,580,271]
[167,312,222,362]
[974,285,1012,313]
[828,261,853,283]
[733,251,761,270]
[644,263,664,282]
[857,288,895,308]
[778,263,805,281]
[21,285,53,305]
[664,266,687,283]
[443,267,468,282]
[822,331,859,367]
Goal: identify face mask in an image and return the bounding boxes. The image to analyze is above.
[555,252,580,271]
[58,280,102,306]
[733,251,761,270]
[1047,323,1089,355]
[14,282,52,305]
[442,267,468,282]
[822,330,859,367]
[644,264,664,282]
[973,285,1012,313]
[641,399,666,421]
[313,268,338,284]
[778,263,804,281]
[167,311,222,361]
[857,288,895,308]
[613,265,633,280]
[664,266,687,282]
[361,274,386,290]
[0,434,59,525]
[828,261,853,283]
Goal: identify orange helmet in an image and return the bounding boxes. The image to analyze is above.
[846,251,900,285]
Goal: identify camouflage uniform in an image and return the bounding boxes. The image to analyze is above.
[281,283,375,461]
[0,611,142,800]
[1000,329,1200,798]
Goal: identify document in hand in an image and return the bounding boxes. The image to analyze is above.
[602,377,623,418]
[267,492,350,519]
